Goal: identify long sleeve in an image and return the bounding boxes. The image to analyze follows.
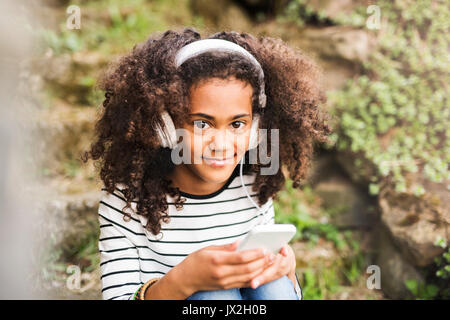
[98,190,143,300]
[262,199,303,300]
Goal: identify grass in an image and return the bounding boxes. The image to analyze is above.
[274,179,377,299]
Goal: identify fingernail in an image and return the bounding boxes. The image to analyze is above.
[253,279,259,288]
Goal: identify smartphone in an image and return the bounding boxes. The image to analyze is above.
[235,224,297,254]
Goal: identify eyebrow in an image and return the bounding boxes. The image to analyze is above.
[189,113,251,121]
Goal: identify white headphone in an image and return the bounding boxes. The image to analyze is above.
[154,39,267,151]
[155,38,268,222]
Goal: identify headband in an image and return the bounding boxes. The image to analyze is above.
[174,39,267,109]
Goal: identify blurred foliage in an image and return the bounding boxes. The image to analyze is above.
[274,180,374,299]
[37,0,203,56]
[38,217,100,292]
[274,180,348,249]
[434,236,450,280]
[299,237,368,300]
[405,279,439,300]
[431,236,450,298]
[325,0,449,195]
[280,0,367,27]
[404,236,450,299]
[33,0,204,107]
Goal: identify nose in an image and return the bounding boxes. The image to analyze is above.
[207,128,234,158]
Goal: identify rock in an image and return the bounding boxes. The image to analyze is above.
[306,0,362,22]
[30,50,108,105]
[335,147,449,268]
[31,185,102,251]
[374,223,425,299]
[308,152,377,229]
[314,174,377,229]
[255,23,360,91]
[190,0,253,31]
[301,26,376,63]
[378,180,449,267]
[335,149,378,187]
[29,101,98,184]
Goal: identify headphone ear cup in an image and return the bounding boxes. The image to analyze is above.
[247,114,260,150]
[154,111,177,149]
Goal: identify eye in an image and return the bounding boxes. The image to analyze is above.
[193,120,210,130]
[231,121,245,130]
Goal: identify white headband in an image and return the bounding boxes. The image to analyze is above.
[174,39,266,109]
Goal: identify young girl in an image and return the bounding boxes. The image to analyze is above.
[82,27,331,300]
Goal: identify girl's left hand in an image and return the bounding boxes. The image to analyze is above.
[250,244,296,289]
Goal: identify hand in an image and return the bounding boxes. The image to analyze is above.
[250,244,296,289]
[179,240,273,294]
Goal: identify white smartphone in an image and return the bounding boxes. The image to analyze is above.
[235,224,297,255]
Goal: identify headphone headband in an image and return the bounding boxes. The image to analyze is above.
[174,39,266,109]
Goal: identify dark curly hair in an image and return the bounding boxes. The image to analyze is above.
[82,27,332,236]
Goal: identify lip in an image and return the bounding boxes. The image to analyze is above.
[202,155,235,167]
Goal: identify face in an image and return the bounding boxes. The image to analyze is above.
[180,76,254,184]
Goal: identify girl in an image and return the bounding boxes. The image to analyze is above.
[82,27,331,300]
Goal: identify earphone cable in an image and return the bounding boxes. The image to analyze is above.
[239,155,266,225]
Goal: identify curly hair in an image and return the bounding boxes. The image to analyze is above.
[82,27,332,236]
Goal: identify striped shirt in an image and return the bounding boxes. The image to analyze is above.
[98,170,303,300]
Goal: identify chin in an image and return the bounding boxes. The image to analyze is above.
[191,163,237,184]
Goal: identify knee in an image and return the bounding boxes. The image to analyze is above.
[186,288,241,300]
[257,275,298,300]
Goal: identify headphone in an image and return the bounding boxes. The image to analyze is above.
[154,38,268,222]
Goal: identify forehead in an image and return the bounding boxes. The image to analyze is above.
[188,77,253,116]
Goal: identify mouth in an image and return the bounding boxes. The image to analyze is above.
[202,155,236,167]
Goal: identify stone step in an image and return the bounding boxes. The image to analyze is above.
[29,101,98,183]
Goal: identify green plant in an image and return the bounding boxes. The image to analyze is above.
[404,237,450,300]
[327,0,449,195]
[341,237,365,285]
[301,267,341,300]
[37,27,83,55]
[63,219,100,273]
[274,180,348,249]
[280,0,367,28]
[434,237,450,280]
[63,159,81,178]
[405,279,439,300]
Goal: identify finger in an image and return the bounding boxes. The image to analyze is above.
[221,253,270,278]
[279,245,288,256]
[216,247,267,265]
[251,254,287,288]
[250,262,278,289]
[221,263,267,289]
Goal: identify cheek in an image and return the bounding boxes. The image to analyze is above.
[233,130,251,158]
[189,133,206,157]
[184,129,251,160]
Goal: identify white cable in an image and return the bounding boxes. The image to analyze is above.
[239,155,266,225]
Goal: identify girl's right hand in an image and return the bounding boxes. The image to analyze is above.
[179,240,274,293]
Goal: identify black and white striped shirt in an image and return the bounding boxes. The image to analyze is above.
[98,170,303,300]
